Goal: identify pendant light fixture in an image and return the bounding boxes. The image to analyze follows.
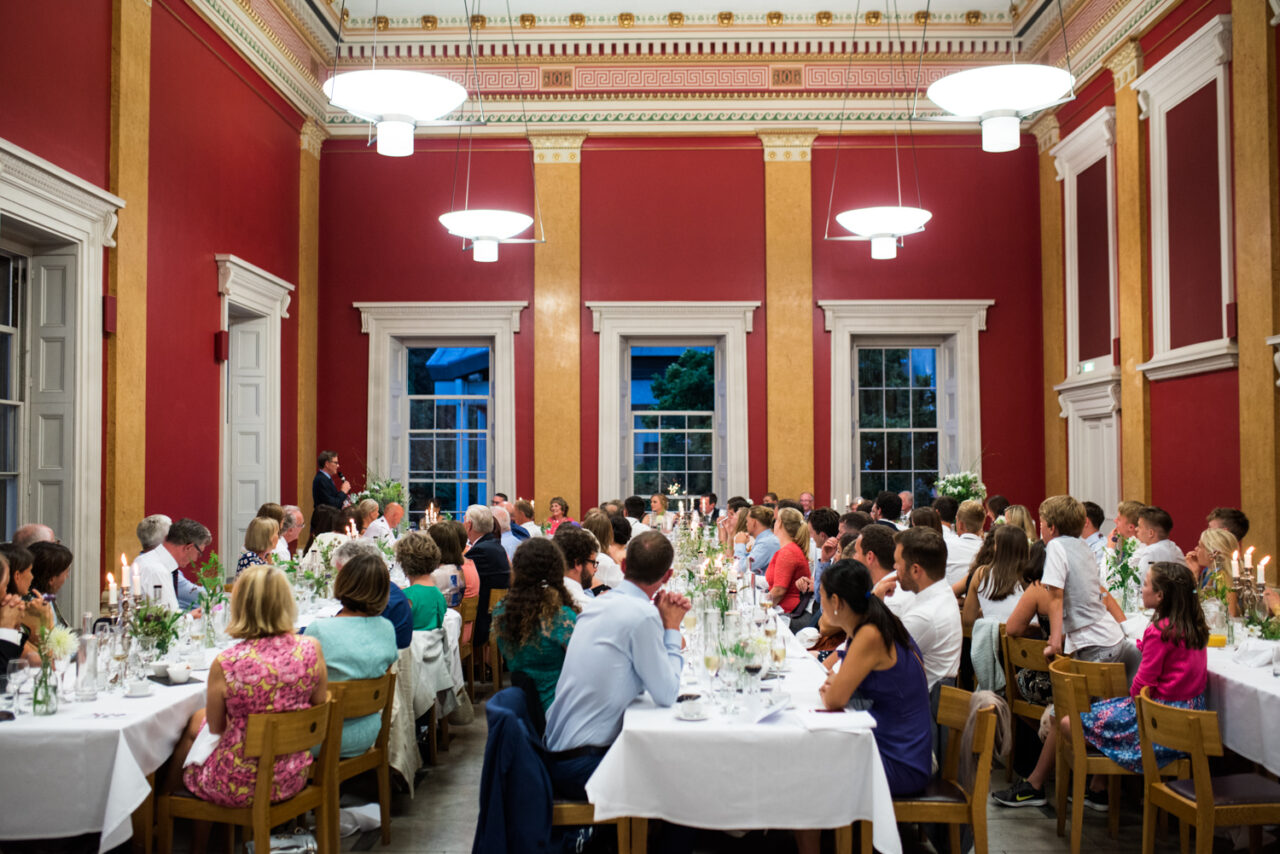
[921,0,1076,152]
[438,0,543,262]
[823,0,932,260]
[324,1,477,157]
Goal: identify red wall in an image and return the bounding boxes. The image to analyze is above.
[1057,71,1116,140]
[0,0,111,187]
[1076,159,1112,361]
[1142,0,1232,66]
[145,0,302,543]
[811,135,1045,508]
[317,138,536,499]
[579,138,768,507]
[1148,369,1240,546]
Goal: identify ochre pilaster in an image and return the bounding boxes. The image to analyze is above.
[105,0,151,571]
[1106,40,1152,501]
[1232,0,1280,559]
[758,129,818,500]
[1032,114,1068,496]
[296,119,324,524]
[532,132,586,521]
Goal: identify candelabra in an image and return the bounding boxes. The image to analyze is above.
[1232,575,1268,622]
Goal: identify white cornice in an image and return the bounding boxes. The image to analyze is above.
[216,254,295,321]
[1137,339,1239,381]
[1051,106,1114,178]
[820,298,993,332]
[354,301,527,334]
[586,301,760,334]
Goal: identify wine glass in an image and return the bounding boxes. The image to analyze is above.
[742,640,766,704]
[3,660,29,715]
[135,637,157,682]
[770,631,787,674]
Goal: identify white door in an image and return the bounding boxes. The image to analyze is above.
[27,252,76,568]
[226,311,269,557]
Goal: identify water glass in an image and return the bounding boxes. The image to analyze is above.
[4,661,30,715]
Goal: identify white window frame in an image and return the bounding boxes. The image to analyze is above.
[1133,14,1237,380]
[1053,106,1119,382]
[216,254,294,562]
[356,301,525,499]
[821,300,992,506]
[588,301,758,503]
[0,137,120,621]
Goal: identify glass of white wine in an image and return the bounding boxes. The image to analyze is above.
[770,632,787,673]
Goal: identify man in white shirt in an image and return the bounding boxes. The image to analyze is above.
[1134,505,1186,583]
[891,527,962,691]
[134,518,211,611]
[1081,501,1107,567]
[512,499,542,539]
[944,499,985,587]
[274,505,304,562]
[623,496,651,535]
[863,524,914,614]
[553,524,597,610]
[932,496,960,544]
[870,491,903,531]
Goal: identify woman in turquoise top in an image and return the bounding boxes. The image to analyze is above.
[305,551,398,757]
[395,531,447,631]
[491,538,580,711]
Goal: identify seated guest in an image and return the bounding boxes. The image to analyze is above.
[553,524,598,610]
[799,491,815,518]
[1004,505,1039,543]
[493,505,522,561]
[1066,562,1208,804]
[953,529,997,599]
[383,503,404,537]
[702,493,722,522]
[717,496,750,544]
[305,552,399,757]
[945,500,986,587]
[137,514,172,553]
[607,515,631,568]
[544,531,691,799]
[333,540,412,650]
[961,525,1029,629]
[236,517,280,576]
[545,496,574,536]
[449,520,482,602]
[1206,506,1249,546]
[858,524,910,612]
[1,545,47,650]
[256,502,286,529]
[491,538,580,711]
[764,507,812,615]
[805,612,847,667]
[581,510,623,590]
[175,565,327,809]
[986,494,1011,525]
[464,504,511,650]
[396,532,447,631]
[302,504,341,555]
[1135,505,1185,583]
[427,521,467,606]
[1104,499,1143,565]
[136,518,211,611]
[275,505,304,562]
[642,493,672,532]
[813,559,933,795]
[908,507,942,533]
[933,496,960,541]
[359,499,392,543]
[1082,501,1107,566]
[794,508,841,628]
[1184,527,1239,587]
[13,524,54,550]
[0,555,27,672]
[28,542,73,628]
[512,499,541,539]
[839,510,873,539]
[762,492,779,509]
[624,495,651,536]
[871,490,903,530]
[733,505,778,577]
[890,527,963,691]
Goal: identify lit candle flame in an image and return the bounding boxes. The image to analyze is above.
[1246,546,1257,569]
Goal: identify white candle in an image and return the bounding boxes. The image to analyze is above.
[132,567,141,593]
[1245,546,1256,570]
[1232,550,1241,579]
[845,494,851,508]
[107,573,118,606]
[1258,556,1272,586]
[120,554,130,590]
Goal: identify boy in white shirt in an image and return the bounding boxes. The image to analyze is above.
[1134,505,1185,584]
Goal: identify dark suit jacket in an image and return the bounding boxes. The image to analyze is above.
[312,470,345,510]
[467,532,511,648]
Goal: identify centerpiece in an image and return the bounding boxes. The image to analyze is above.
[128,599,182,658]
[933,471,987,504]
[1106,537,1141,613]
[32,624,76,715]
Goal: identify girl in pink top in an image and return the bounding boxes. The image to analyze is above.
[1078,561,1209,774]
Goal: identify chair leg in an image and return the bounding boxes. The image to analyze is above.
[1108,776,1121,838]
[1070,768,1085,854]
[615,817,631,854]
[1006,723,1017,781]
[834,824,853,854]
[155,797,173,854]
[255,817,271,854]
[425,706,439,766]
[223,823,235,854]
[379,758,392,845]
[439,714,451,752]
[1194,820,1212,854]
[860,820,873,853]
[973,800,989,854]
[1055,757,1068,837]
[1179,819,1190,854]
[1248,825,1262,854]
[948,823,962,854]
[1141,800,1156,854]
[632,817,648,853]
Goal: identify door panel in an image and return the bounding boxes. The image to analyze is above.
[227,316,268,553]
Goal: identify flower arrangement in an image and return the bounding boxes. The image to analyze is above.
[129,600,182,656]
[667,481,682,496]
[32,625,76,715]
[351,475,406,516]
[301,539,339,598]
[195,552,227,613]
[933,471,987,503]
[1106,537,1142,610]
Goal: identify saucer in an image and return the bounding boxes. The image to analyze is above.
[676,711,709,722]
[125,687,154,698]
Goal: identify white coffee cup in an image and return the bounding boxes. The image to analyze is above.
[678,698,706,720]
[126,679,152,697]
[150,661,169,677]
[167,662,192,684]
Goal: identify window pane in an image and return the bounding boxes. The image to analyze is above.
[687,433,712,455]
[687,415,712,429]
[635,455,659,472]
[408,347,491,396]
[634,414,659,430]
[436,439,457,471]
[859,390,883,429]
[886,432,912,471]
[434,402,458,430]
[687,472,712,495]
[860,473,885,498]
[634,473,659,495]
[914,432,938,470]
[410,399,433,429]
[660,454,684,473]
[434,482,460,516]
[885,472,913,494]
[911,390,936,428]
[408,482,437,515]
[464,401,488,430]
[687,454,712,472]
[659,414,685,430]
[911,349,936,388]
[409,437,434,473]
[857,350,882,388]
[860,432,885,470]
[884,349,910,387]
[913,474,938,509]
[884,390,910,429]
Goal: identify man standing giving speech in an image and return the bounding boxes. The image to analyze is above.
[313,450,350,510]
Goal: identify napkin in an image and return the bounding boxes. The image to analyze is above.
[794,628,821,649]
[1232,638,1278,668]
[794,709,876,732]
[183,723,222,767]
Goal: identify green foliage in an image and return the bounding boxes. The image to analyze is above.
[129,600,182,656]
[651,349,714,412]
[352,475,406,515]
[195,553,228,614]
[933,471,987,503]
[1106,537,1140,595]
[1245,612,1280,640]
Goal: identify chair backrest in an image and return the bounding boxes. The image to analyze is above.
[1069,657,1129,698]
[1135,685,1222,799]
[1000,627,1051,708]
[457,596,479,626]
[488,587,507,610]
[330,671,396,729]
[1048,658,1088,741]
[934,685,998,799]
[242,695,333,807]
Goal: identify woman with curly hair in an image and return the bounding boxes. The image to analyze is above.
[396,532,447,631]
[490,538,579,711]
[546,496,574,536]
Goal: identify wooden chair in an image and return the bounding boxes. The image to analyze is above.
[156,697,336,854]
[892,685,998,854]
[456,597,479,701]
[487,588,508,691]
[551,803,631,854]
[328,673,396,847]
[999,626,1057,781]
[1050,658,1189,853]
[1136,687,1280,854]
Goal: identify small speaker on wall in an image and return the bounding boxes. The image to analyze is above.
[214,330,229,362]
[103,295,117,334]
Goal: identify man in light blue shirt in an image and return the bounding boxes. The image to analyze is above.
[733,505,779,576]
[544,531,691,799]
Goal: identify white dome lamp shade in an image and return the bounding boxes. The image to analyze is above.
[323,69,469,157]
[926,64,1075,153]
[439,209,535,262]
[834,206,932,260]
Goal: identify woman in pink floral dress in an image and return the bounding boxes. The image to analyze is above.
[172,565,328,809]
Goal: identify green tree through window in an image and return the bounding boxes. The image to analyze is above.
[651,348,714,411]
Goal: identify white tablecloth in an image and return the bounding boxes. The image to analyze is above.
[1205,646,1280,776]
[585,631,902,854]
[0,681,206,851]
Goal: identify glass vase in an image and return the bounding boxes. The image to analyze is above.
[32,662,58,716]
[201,611,216,648]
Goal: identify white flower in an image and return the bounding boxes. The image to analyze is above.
[41,626,77,660]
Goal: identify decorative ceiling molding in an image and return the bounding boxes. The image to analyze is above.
[1028,113,1061,153]
[299,117,327,158]
[1024,0,1179,92]
[1103,37,1144,89]
[529,131,589,163]
[756,127,820,160]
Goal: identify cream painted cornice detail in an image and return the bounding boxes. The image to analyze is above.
[216,254,295,320]
[757,128,820,161]
[0,138,124,247]
[355,301,526,335]
[1103,38,1143,89]
[586,300,759,333]
[1267,335,1280,386]
[300,118,327,159]
[529,132,589,163]
[1029,114,1060,154]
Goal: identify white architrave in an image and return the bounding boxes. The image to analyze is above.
[215,254,295,562]
[820,300,993,506]
[1132,14,1237,381]
[0,137,121,621]
[1052,107,1117,379]
[1055,367,1122,514]
[355,301,525,497]
[1266,334,1280,387]
[587,301,759,503]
